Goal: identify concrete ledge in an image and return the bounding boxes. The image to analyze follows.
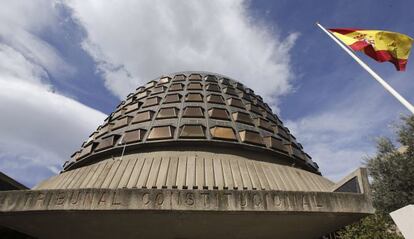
[0,188,373,214]
[0,188,373,239]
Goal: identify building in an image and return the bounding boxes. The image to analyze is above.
[0,72,373,238]
[0,172,27,191]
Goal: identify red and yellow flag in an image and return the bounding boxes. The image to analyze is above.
[329,28,413,71]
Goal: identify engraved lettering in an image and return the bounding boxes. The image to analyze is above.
[185,192,194,206]
[0,194,5,207]
[24,193,33,206]
[55,192,65,205]
[253,193,262,207]
[36,192,46,204]
[155,193,164,205]
[313,194,323,208]
[273,194,282,207]
[4,194,17,210]
[177,191,181,205]
[98,191,107,205]
[112,191,121,205]
[240,193,247,207]
[142,193,150,205]
[223,192,232,206]
[70,191,81,205]
[302,195,310,208]
[285,194,293,209]
[83,191,93,205]
[201,192,210,206]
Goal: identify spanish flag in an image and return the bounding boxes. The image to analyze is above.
[329,29,413,71]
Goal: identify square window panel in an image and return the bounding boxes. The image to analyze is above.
[208,108,229,120]
[179,125,206,138]
[147,126,175,140]
[187,82,203,90]
[132,110,154,124]
[185,93,203,102]
[207,94,224,104]
[157,107,179,119]
[183,106,204,118]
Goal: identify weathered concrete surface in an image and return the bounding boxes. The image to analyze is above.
[0,188,372,239]
[0,189,372,238]
[391,205,414,239]
[0,188,372,213]
[0,168,373,239]
[34,151,334,192]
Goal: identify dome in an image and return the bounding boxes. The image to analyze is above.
[64,71,319,174]
[35,71,330,192]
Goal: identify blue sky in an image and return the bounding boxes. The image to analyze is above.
[1,0,413,187]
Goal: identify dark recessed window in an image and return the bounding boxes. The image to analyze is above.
[246,103,262,115]
[136,90,150,100]
[151,86,166,95]
[145,81,156,89]
[238,92,252,102]
[256,118,273,132]
[220,78,230,85]
[173,74,186,82]
[95,134,121,151]
[169,83,184,92]
[185,93,203,102]
[277,126,290,140]
[208,108,229,120]
[263,136,287,153]
[205,75,218,82]
[239,130,264,146]
[206,83,220,92]
[147,126,175,140]
[112,116,132,130]
[207,94,224,104]
[164,94,181,104]
[187,82,203,90]
[125,102,141,113]
[232,112,253,125]
[210,126,236,141]
[157,107,179,119]
[227,98,244,109]
[132,110,154,124]
[142,97,161,108]
[223,87,238,96]
[183,106,204,118]
[112,109,124,120]
[179,125,206,138]
[122,129,146,143]
[188,74,202,81]
[234,82,244,90]
[158,77,171,85]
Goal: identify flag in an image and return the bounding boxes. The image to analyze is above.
[329,28,413,71]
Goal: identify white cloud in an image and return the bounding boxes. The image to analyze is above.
[286,71,414,181]
[65,0,298,105]
[0,73,105,187]
[0,1,106,187]
[0,1,74,80]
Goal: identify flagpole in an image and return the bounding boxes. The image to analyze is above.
[316,22,414,115]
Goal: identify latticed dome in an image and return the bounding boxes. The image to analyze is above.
[64,72,319,174]
[34,71,329,191]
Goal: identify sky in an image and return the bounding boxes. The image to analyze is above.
[1,0,413,188]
